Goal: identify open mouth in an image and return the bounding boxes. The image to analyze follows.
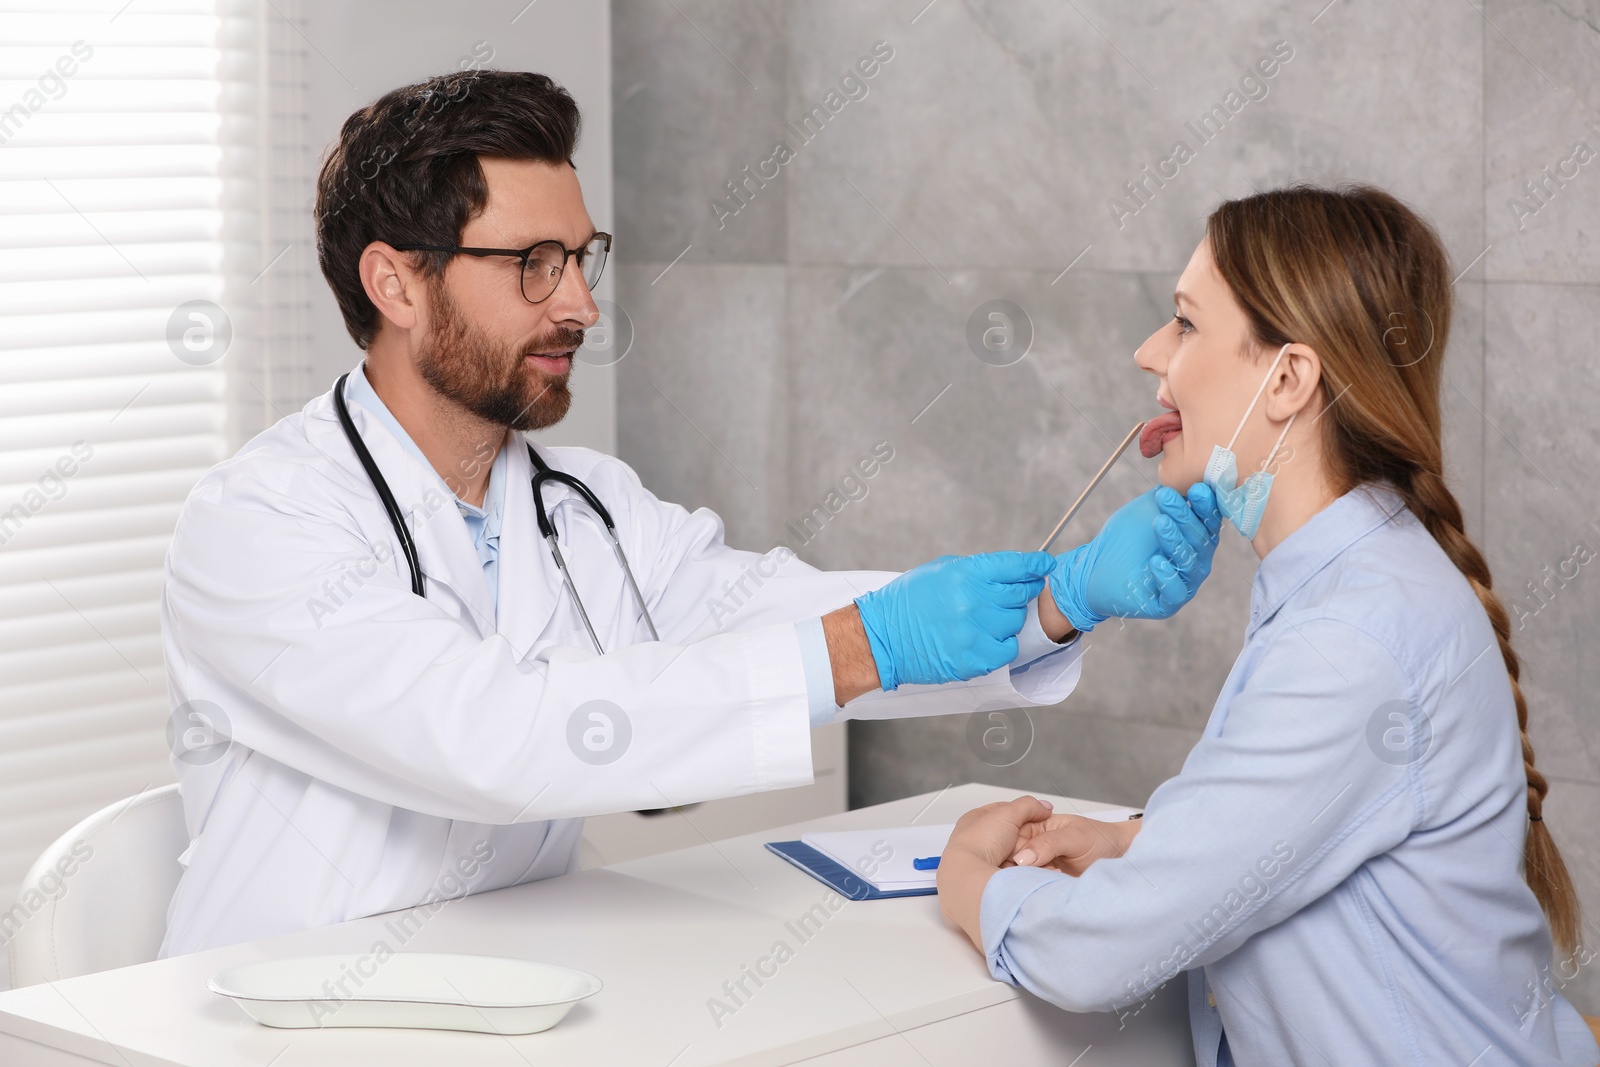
[1139,399,1183,458]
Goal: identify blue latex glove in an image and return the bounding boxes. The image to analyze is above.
[1049,483,1221,633]
[855,551,1055,690]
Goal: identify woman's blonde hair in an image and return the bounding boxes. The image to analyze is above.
[1207,183,1580,954]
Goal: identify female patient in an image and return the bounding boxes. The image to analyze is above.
[938,184,1598,1066]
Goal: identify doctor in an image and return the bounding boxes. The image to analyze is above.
[158,69,1221,956]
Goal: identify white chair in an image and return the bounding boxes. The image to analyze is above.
[8,784,187,988]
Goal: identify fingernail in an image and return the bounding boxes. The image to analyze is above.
[1041,799,1053,809]
[1014,849,1037,865]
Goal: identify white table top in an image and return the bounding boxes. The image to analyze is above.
[0,783,1192,1066]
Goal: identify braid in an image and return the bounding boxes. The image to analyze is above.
[1399,466,1579,954]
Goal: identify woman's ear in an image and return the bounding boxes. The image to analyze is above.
[1266,342,1323,422]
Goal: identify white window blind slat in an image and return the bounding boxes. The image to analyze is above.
[0,734,170,794]
[0,567,161,616]
[0,503,190,555]
[0,177,222,216]
[0,371,223,414]
[3,112,222,146]
[0,601,160,654]
[0,631,163,686]
[0,729,173,796]
[0,5,215,30]
[0,307,228,349]
[0,346,231,382]
[0,673,168,724]
[0,437,225,482]
[0,700,173,758]
[0,279,231,318]
[0,146,222,180]
[0,80,219,109]
[0,224,222,259]
[0,408,226,452]
[0,49,221,82]
[0,469,216,516]
[0,534,172,585]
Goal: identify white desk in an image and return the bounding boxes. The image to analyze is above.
[0,783,1194,1066]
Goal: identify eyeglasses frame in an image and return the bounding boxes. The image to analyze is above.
[389,232,612,304]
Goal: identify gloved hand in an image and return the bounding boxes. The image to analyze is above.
[855,551,1055,690]
[1048,483,1221,633]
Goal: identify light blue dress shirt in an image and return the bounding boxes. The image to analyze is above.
[981,485,1600,1066]
[344,366,1068,714]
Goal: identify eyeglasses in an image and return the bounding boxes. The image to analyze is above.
[391,232,611,304]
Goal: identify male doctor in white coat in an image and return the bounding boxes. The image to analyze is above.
[158,70,1221,956]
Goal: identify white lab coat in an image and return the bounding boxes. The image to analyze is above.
[157,378,1082,957]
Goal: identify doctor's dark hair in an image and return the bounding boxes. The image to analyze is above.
[314,70,581,349]
[1207,184,1581,955]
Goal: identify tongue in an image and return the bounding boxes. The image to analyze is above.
[1139,411,1183,458]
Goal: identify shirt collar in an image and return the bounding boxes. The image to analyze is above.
[343,362,509,528]
[1248,483,1408,635]
[476,444,509,540]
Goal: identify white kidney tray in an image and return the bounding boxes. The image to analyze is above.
[208,952,601,1034]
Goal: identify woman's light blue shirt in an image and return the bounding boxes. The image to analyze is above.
[981,485,1599,1066]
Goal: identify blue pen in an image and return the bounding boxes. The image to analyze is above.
[912,855,940,871]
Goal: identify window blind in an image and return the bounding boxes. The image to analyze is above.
[219,0,313,446]
[0,0,309,914]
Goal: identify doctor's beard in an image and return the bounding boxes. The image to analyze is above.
[417,279,580,432]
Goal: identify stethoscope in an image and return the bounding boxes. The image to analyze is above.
[332,372,659,654]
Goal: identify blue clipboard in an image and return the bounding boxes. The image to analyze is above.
[764,840,937,900]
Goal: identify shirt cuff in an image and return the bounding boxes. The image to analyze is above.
[1007,613,1083,706]
[1012,595,1070,667]
[794,616,838,727]
[980,863,1066,986]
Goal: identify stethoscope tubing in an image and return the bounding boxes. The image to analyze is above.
[333,373,425,597]
[332,372,658,654]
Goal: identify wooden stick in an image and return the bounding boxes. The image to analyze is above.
[1038,421,1147,553]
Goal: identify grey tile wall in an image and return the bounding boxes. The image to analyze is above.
[612,0,789,263]
[614,261,789,546]
[612,0,1600,1013]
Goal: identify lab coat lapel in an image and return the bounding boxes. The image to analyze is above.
[497,437,568,659]
[312,388,498,637]
[408,466,498,637]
